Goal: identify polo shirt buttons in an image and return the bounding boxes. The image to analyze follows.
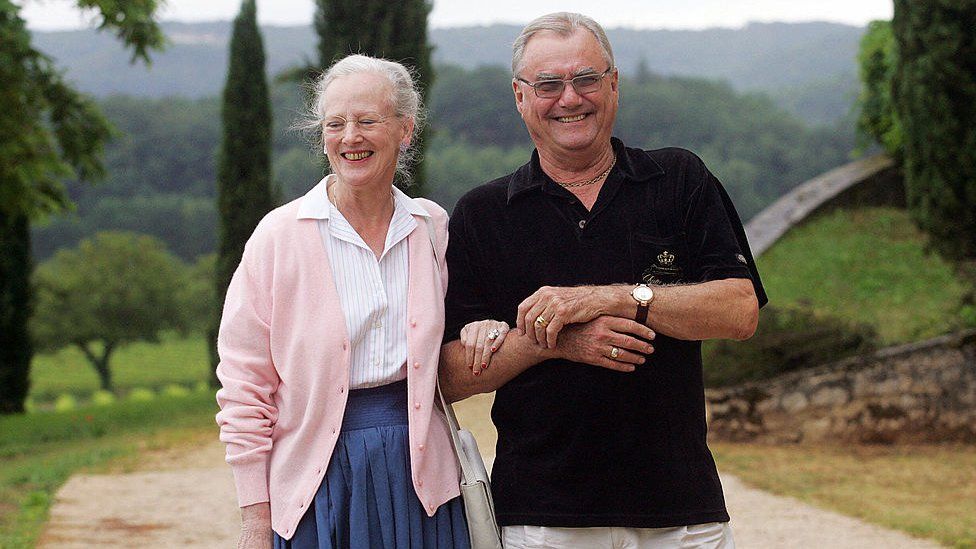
[578,219,587,229]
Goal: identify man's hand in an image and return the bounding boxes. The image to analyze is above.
[238,502,272,549]
[555,316,655,371]
[517,285,628,347]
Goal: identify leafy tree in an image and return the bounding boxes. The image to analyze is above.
[856,20,902,158]
[32,232,190,391]
[0,0,163,414]
[892,1,976,259]
[314,0,434,196]
[209,0,275,384]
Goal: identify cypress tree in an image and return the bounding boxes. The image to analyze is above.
[209,0,275,383]
[0,0,163,414]
[314,0,434,197]
[892,1,976,259]
[0,214,32,414]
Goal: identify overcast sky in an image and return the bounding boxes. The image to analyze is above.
[20,0,893,31]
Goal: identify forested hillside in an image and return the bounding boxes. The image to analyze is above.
[34,21,863,125]
[32,66,855,261]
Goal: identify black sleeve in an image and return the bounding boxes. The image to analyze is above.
[443,203,492,343]
[684,166,768,308]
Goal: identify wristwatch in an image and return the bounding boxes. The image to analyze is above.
[631,283,654,324]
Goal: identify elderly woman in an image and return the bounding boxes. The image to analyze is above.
[215,54,499,549]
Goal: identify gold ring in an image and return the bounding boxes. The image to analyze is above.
[610,346,620,359]
[534,314,549,327]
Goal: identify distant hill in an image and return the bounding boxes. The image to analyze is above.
[33,20,866,125]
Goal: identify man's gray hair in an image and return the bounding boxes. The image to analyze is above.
[511,12,615,76]
[299,54,427,186]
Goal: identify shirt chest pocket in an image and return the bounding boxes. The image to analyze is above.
[630,232,690,285]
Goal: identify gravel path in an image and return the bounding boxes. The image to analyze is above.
[38,438,943,548]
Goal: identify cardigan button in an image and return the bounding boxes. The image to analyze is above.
[414,402,421,410]
[410,319,417,327]
[338,385,345,394]
[418,444,425,451]
[418,479,424,487]
[413,362,420,369]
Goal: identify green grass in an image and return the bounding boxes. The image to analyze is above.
[758,207,973,344]
[713,442,976,548]
[30,333,210,402]
[0,392,218,548]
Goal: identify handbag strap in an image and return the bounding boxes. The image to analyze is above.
[422,212,477,485]
[437,380,478,485]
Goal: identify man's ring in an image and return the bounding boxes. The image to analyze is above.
[535,314,549,327]
[610,346,620,359]
[487,329,500,341]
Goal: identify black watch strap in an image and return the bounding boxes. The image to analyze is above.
[636,303,649,325]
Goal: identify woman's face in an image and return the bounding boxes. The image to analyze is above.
[321,72,413,189]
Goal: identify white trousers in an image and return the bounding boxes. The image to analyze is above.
[501,522,735,549]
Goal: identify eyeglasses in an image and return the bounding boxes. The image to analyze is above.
[515,66,614,98]
[323,115,392,135]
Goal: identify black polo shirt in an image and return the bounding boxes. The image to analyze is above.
[444,137,767,528]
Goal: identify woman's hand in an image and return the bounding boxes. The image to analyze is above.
[238,502,272,549]
[459,319,510,376]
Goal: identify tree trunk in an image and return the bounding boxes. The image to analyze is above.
[80,341,115,392]
[0,212,33,415]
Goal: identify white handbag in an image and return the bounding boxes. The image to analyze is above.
[437,383,503,549]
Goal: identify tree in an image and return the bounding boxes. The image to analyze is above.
[0,0,163,413]
[856,20,902,159]
[314,0,434,196]
[892,1,976,259]
[209,0,275,385]
[32,232,190,391]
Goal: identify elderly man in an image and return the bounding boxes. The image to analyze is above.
[440,12,766,548]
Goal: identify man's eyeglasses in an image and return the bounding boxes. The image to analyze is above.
[323,115,391,135]
[515,66,614,99]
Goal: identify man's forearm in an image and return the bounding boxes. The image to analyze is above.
[439,331,555,402]
[600,278,759,341]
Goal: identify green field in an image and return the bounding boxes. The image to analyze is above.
[757,207,974,343]
[29,333,211,403]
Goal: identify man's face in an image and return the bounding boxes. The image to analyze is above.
[513,29,618,162]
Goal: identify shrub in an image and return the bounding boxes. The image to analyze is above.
[161,384,190,398]
[53,394,78,412]
[127,388,155,402]
[704,305,879,387]
[91,390,116,407]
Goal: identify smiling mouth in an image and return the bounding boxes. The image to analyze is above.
[556,114,587,123]
[342,151,373,160]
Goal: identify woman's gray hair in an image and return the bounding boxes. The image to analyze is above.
[511,12,615,76]
[298,54,427,186]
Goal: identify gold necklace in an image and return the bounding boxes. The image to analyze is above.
[555,156,617,188]
[329,183,394,214]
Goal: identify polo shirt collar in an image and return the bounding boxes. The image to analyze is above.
[296,174,430,219]
[506,137,666,203]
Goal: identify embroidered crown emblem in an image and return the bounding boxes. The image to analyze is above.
[657,250,675,266]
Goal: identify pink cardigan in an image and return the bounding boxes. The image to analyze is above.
[215,184,459,540]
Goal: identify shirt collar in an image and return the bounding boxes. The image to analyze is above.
[296,174,431,219]
[506,137,666,203]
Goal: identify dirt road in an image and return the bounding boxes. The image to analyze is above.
[38,395,941,548]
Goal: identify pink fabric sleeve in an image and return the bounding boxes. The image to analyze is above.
[215,254,280,507]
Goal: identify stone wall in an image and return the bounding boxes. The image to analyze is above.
[705,330,976,444]
[745,154,901,256]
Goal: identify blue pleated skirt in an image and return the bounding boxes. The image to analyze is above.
[273,380,470,549]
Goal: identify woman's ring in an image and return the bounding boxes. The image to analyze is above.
[487,328,500,341]
[535,314,549,327]
[610,346,620,359]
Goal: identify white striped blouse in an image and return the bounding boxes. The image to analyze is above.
[299,175,430,389]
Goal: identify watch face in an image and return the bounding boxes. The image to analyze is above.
[633,285,653,302]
